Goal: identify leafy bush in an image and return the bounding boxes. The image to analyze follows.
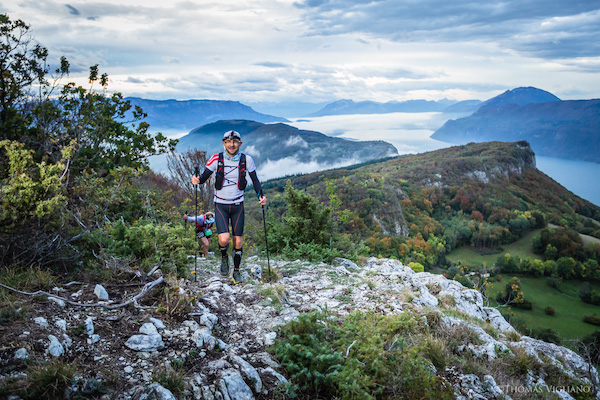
[80,219,196,277]
[544,306,556,316]
[269,310,454,399]
[583,315,600,326]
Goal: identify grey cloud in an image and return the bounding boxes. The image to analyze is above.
[254,61,290,68]
[294,0,600,59]
[65,4,80,15]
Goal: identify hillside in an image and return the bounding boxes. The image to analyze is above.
[176,119,398,168]
[430,88,600,163]
[125,98,288,132]
[256,141,600,267]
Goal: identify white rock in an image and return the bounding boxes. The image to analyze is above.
[14,348,29,360]
[201,313,219,330]
[219,369,254,400]
[55,319,67,331]
[125,334,165,352]
[47,335,65,357]
[229,355,262,393]
[149,317,166,330]
[34,317,49,329]
[182,320,201,332]
[261,367,288,387]
[48,296,66,307]
[140,322,159,335]
[94,284,109,300]
[84,316,94,336]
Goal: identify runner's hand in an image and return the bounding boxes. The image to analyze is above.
[259,195,267,206]
[192,175,199,185]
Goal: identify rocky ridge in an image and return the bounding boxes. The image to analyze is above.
[1,256,599,399]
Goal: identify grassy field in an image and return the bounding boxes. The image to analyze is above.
[486,275,600,340]
[444,228,600,341]
[446,228,543,269]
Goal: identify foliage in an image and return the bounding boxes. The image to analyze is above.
[80,219,195,276]
[0,139,73,266]
[269,309,455,399]
[259,141,600,272]
[166,147,214,210]
[408,262,425,273]
[582,315,600,327]
[496,277,533,309]
[262,180,368,263]
[22,360,76,400]
[0,14,179,270]
[152,363,186,396]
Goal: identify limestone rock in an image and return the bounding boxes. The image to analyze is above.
[47,334,65,357]
[125,334,165,352]
[94,284,109,300]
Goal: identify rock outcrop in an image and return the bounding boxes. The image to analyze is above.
[1,256,598,399]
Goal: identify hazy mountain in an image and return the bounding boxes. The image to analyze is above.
[442,100,482,114]
[307,98,458,117]
[430,88,600,163]
[125,97,288,132]
[246,101,330,118]
[176,120,398,174]
[477,86,561,112]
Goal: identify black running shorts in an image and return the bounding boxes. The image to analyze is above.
[215,202,245,237]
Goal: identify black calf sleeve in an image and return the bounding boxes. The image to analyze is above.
[233,247,243,270]
[219,243,229,258]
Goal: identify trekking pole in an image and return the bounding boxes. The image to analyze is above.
[193,167,199,282]
[261,204,272,280]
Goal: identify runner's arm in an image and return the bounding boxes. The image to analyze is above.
[249,170,263,198]
[197,167,213,184]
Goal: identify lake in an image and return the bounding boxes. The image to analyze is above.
[287,113,600,207]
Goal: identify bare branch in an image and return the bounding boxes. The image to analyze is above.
[0,276,165,309]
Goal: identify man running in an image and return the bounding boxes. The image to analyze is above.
[183,212,215,258]
[192,130,267,283]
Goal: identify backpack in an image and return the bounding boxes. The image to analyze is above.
[215,152,247,190]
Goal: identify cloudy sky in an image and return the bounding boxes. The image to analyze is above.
[3,0,600,104]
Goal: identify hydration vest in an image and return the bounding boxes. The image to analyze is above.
[215,153,247,190]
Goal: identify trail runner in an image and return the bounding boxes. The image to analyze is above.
[192,130,267,283]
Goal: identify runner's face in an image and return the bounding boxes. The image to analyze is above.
[223,139,241,156]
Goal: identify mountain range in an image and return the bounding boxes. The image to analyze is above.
[306,98,480,117]
[125,97,288,132]
[431,87,600,163]
[175,120,398,177]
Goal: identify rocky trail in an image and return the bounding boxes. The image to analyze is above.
[1,256,599,399]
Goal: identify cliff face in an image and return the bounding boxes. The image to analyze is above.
[2,256,598,399]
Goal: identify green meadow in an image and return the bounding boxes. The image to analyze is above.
[444,228,600,341]
[487,276,600,340]
[446,228,543,269]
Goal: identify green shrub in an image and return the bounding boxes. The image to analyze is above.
[80,219,196,277]
[408,262,425,273]
[544,306,556,316]
[269,310,454,399]
[583,315,600,326]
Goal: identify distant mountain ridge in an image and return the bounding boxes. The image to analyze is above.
[477,87,561,112]
[431,87,600,163]
[307,98,474,117]
[176,120,398,176]
[125,97,288,132]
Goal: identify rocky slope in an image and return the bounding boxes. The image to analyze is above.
[1,256,599,399]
